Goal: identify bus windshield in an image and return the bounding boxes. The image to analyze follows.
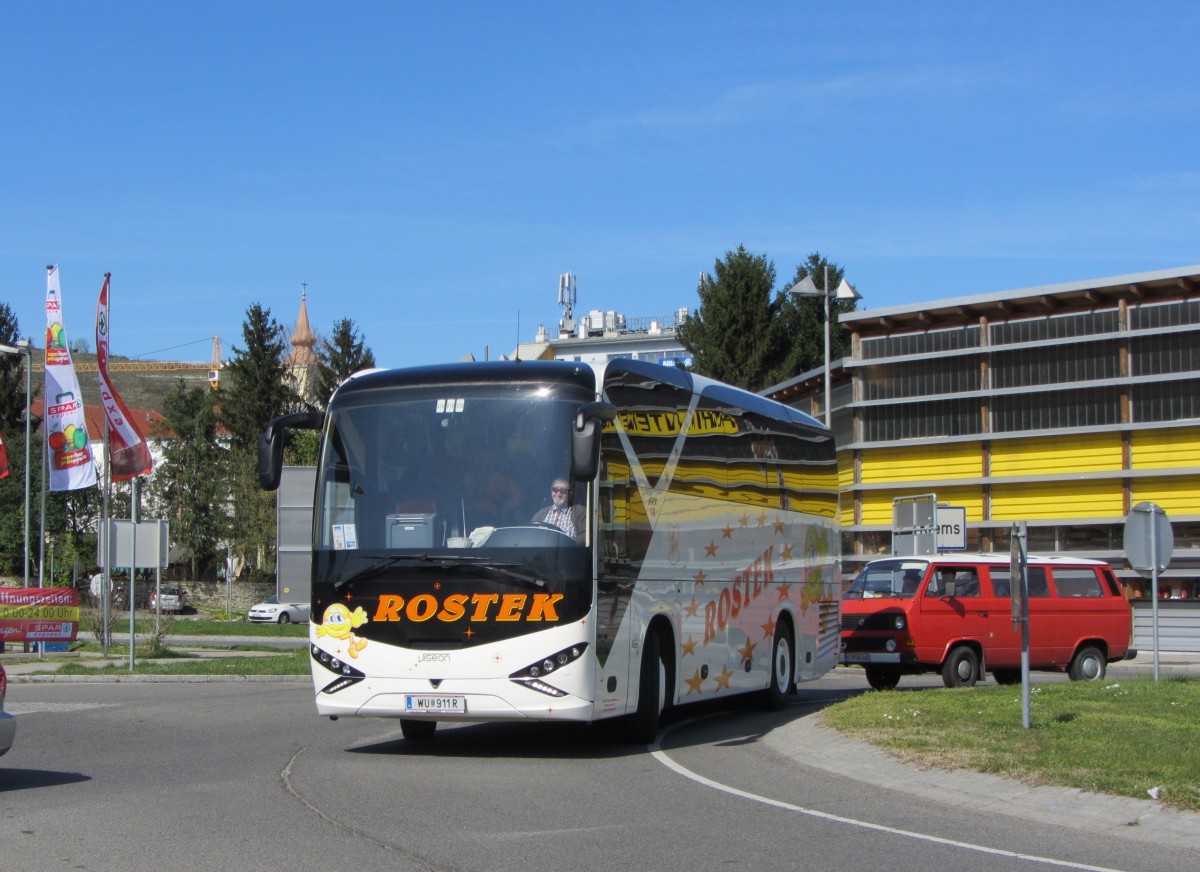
[315,380,587,564]
[845,559,929,599]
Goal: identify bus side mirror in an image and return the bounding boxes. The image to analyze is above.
[571,401,616,482]
[257,411,324,490]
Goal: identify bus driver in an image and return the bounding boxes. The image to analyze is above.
[531,478,585,542]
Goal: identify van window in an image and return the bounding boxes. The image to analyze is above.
[928,567,980,598]
[990,567,1049,598]
[1100,569,1123,597]
[846,560,928,598]
[1053,568,1104,598]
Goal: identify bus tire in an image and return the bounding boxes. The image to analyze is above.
[1068,645,1106,682]
[400,719,436,741]
[762,622,795,709]
[941,646,979,688]
[865,665,901,691]
[627,629,666,744]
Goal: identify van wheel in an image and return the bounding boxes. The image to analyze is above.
[991,668,1020,685]
[762,622,795,709]
[400,719,436,741]
[941,646,980,688]
[865,666,901,691]
[1068,645,1106,682]
[627,629,667,743]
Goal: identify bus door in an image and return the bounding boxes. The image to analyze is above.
[916,564,987,662]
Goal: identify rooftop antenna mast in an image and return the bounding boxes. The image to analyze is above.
[558,272,576,321]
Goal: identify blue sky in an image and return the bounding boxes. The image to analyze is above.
[3,2,1198,370]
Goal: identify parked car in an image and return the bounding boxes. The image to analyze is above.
[248,595,310,624]
[148,584,184,613]
[840,553,1135,690]
[1,662,15,757]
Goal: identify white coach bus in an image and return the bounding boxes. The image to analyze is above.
[258,358,840,742]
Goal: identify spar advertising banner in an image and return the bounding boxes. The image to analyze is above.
[45,265,98,491]
[96,273,152,481]
[0,587,80,643]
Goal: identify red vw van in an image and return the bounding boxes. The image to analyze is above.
[840,554,1135,690]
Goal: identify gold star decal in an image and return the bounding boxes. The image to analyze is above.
[684,598,700,618]
[722,525,733,539]
[738,639,756,662]
[714,665,734,691]
[780,542,794,562]
[761,616,777,640]
[705,541,719,557]
[685,669,705,695]
[777,582,792,601]
[774,519,785,535]
[739,514,750,527]
[681,636,697,656]
[693,570,707,585]
[757,512,768,527]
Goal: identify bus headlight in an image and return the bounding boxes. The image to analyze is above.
[885,639,897,652]
[510,643,589,697]
[893,615,906,630]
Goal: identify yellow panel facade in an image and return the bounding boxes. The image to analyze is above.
[1132,427,1200,470]
[837,451,855,489]
[990,433,1121,477]
[859,442,982,484]
[990,481,1123,520]
[1132,476,1200,515]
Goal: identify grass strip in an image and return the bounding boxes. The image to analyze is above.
[44,648,309,677]
[821,677,1200,811]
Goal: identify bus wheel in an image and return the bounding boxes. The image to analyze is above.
[865,665,901,691]
[991,668,1020,685]
[941,646,979,688]
[762,623,794,709]
[400,719,436,741]
[627,630,665,744]
[1068,645,1106,682]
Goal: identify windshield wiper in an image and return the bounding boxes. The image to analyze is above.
[333,554,439,591]
[333,554,547,592]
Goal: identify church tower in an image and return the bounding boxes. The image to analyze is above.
[286,283,319,404]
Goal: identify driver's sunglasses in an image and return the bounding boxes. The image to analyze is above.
[551,487,569,494]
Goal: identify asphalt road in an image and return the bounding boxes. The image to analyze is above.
[2,673,1196,872]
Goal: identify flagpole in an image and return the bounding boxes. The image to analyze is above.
[102,417,111,657]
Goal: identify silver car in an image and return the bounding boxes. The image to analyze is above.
[247,595,310,624]
[0,662,15,757]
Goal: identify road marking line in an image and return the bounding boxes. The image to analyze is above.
[651,720,1129,872]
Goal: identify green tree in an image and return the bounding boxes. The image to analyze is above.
[219,303,297,581]
[677,246,782,391]
[312,318,376,409]
[770,251,857,386]
[150,380,228,579]
[220,303,297,451]
[0,302,31,431]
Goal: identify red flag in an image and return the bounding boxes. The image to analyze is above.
[96,274,152,481]
[0,430,8,479]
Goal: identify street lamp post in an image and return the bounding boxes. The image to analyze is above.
[788,266,861,427]
[0,338,33,586]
